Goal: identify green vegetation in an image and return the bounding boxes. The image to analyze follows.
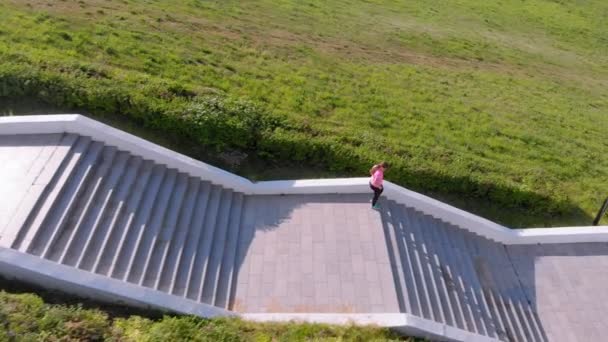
[0,290,410,341]
[1,0,607,227]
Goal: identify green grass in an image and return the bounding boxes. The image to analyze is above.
[0,0,607,227]
[0,289,412,341]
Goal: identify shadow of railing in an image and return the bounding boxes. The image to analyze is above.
[503,242,608,340]
[379,200,553,340]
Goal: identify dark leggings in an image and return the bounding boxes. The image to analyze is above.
[370,183,383,206]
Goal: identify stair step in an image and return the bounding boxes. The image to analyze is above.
[415,212,455,327]
[396,206,434,321]
[467,235,524,341]
[453,227,505,339]
[58,150,130,266]
[422,214,467,331]
[388,201,423,317]
[41,145,116,262]
[109,165,168,280]
[77,156,144,271]
[436,218,492,337]
[30,138,105,258]
[381,201,412,314]
[93,160,156,275]
[526,307,548,342]
[490,286,519,342]
[2,133,76,247]
[126,168,178,284]
[154,177,202,292]
[15,136,93,253]
[494,246,537,342]
[520,293,547,341]
[404,208,446,324]
[229,195,259,310]
[214,193,245,308]
[24,134,68,184]
[474,235,539,341]
[185,185,224,300]
[502,256,546,341]
[200,189,235,304]
[140,172,190,288]
[444,223,507,339]
[169,181,213,296]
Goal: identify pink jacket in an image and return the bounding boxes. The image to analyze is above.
[370,168,384,188]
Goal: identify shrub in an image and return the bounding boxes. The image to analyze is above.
[0,58,576,223]
[0,291,409,341]
[38,306,110,341]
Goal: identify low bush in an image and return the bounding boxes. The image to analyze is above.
[0,292,109,341]
[0,291,410,341]
[0,59,580,225]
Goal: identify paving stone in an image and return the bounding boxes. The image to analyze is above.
[506,243,608,341]
[0,134,65,242]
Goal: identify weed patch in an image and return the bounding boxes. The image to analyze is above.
[0,289,411,341]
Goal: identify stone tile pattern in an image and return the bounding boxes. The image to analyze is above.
[0,134,66,235]
[233,194,400,313]
[508,243,608,342]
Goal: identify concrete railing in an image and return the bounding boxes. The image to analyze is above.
[0,246,232,318]
[243,313,497,342]
[1,114,605,245]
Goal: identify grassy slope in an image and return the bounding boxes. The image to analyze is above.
[0,0,607,226]
[0,290,410,341]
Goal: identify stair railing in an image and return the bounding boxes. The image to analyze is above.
[593,197,608,226]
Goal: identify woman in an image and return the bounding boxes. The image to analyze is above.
[369,161,388,209]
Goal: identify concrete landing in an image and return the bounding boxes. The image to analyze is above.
[0,133,70,238]
[234,194,399,313]
[508,243,608,342]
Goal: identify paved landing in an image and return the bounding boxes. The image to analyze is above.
[508,243,608,342]
[0,134,68,237]
[233,194,400,313]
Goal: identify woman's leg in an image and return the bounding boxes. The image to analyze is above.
[375,186,384,206]
[370,185,383,206]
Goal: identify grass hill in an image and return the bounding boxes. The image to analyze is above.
[1,0,607,227]
[0,286,409,341]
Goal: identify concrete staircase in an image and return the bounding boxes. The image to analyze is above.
[9,134,249,310]
[1,131,553,341]
[3,112,608,342]
[382,200,547,341]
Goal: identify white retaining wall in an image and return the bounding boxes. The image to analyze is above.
[1,114,605,245]
[0,247,232,318]
[243,313,499,342]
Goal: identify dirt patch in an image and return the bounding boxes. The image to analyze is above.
[246,26,607,89]
[8,0,605,89]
